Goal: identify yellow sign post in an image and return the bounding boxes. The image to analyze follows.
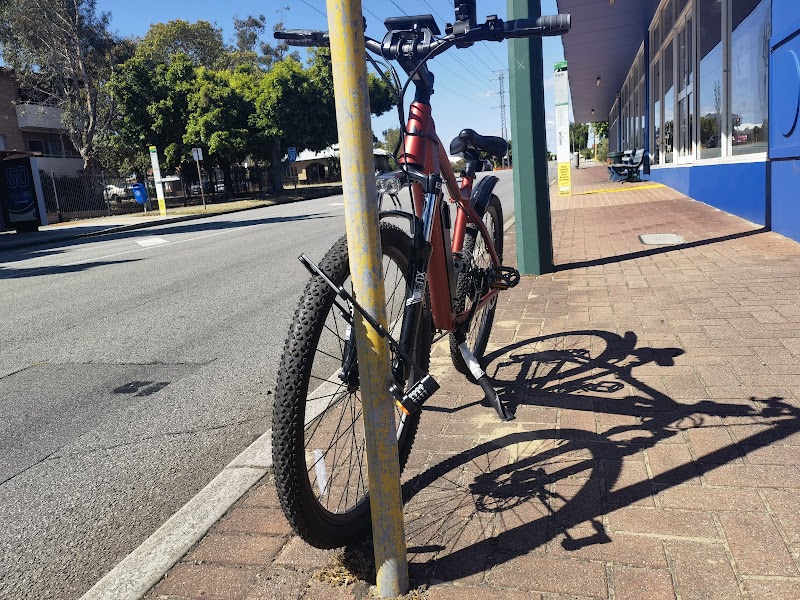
[557,161,571,195]
[326,0,409,596]
[554,61,571,196]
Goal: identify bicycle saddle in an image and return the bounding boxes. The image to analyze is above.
[449,128,508,158]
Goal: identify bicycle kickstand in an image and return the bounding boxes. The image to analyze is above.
[453,330,514,421]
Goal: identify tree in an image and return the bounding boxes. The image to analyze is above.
[137,20,226,69]
[592,121,609,139]
[569,122,589,152]
[229,10,299,70]
[378,128,402,153]
[107,52,197,174]
[254,49,395,192]
[184,67,253,194]
[0,0,119,171]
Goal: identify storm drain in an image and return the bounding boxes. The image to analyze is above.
[639,233,685,245]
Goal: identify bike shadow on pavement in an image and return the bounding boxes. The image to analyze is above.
[390,329,800,585]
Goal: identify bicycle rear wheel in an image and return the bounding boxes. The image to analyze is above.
[450,194,503,379]
[272,223,432,549]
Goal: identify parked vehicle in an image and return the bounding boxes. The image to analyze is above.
[189,181,213,195]
[104,183,133,201]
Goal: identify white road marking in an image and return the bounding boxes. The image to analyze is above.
[135,237,169,248]
[59,205,343,268]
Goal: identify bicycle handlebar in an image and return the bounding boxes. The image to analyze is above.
[275,13,571,51]
[274,29,330,47]
[504,14,571,38]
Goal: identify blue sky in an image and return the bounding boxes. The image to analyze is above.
[100,0,565,152]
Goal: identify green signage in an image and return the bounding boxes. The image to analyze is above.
[554,60,568,71]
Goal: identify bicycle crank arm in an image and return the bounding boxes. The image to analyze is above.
[454,331,514,421]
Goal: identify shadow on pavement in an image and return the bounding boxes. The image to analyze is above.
[384,329,800,585]
[0,212,333,265]
[0,258,142,280]
[556,227,766,271]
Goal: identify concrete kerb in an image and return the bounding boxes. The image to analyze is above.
[80,430,274,600]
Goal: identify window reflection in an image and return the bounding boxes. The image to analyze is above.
[663,40,674,163]
[731,0,770,156]
[653,60,661,164]
[699,0,722,158]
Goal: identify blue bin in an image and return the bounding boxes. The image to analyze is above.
[132,183,148,205]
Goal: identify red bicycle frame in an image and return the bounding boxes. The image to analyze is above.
[399,101,501,332]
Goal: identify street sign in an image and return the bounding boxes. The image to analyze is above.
[288,147,297,162]
[554,62,571,196]
[148,145,167,216]
[192,147,203,162]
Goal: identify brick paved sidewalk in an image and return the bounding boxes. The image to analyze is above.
[146,167,800,600]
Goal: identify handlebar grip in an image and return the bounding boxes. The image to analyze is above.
[274,29,330,47]
[504,14,571,38]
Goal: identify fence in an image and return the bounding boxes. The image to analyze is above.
[38,167,278,224]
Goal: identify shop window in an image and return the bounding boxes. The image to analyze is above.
[730,0,770,156]
[652,59,661,164]
[663,40,674,163]
[662,0,675,36]
[699,0,723,159]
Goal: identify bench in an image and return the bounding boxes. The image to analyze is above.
[608,148,645,183]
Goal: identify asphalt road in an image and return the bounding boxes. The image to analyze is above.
[0,170,527,599]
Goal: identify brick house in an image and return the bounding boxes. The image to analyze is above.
[0,68,84,176]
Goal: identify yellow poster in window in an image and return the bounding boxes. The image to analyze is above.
[557,162,571,196]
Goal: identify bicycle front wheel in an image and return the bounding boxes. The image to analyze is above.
[450,194,503,379]
[272,223,432,549]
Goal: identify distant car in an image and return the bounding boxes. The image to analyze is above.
[189,181,213,195]
[482,160,494,171]
[705,135,718,148]
[104,183,133,201]
[733,133,748,145]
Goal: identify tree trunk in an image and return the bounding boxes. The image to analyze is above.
[269,138,284,194]
[220,159,234,197]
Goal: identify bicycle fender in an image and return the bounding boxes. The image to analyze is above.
[469,175,499,218]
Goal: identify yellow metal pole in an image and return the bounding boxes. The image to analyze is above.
[325,0,409,597]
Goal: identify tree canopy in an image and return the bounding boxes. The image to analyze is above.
[0,0,119,170]
[2,6,397,191]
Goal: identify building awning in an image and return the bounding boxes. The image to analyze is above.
[556,0,659,123]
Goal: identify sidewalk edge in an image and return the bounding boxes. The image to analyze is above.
[79,430,273,600]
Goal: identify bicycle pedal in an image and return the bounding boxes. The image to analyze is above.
[393,374,440,415]
[491,266,521,290]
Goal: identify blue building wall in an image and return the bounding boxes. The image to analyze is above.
[769,0,800,241]
[649,162,767,226]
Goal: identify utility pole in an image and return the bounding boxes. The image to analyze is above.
[326,0,408,596]
[508,0,553,274]
[493,70,509,167]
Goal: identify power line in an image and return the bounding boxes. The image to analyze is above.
[299,0,326,19]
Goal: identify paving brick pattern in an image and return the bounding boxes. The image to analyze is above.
[146,166,800,599]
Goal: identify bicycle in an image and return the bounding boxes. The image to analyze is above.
[271,1,571,549]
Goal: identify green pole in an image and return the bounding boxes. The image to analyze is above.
[507,0,554,275]
[326,0,408,596]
